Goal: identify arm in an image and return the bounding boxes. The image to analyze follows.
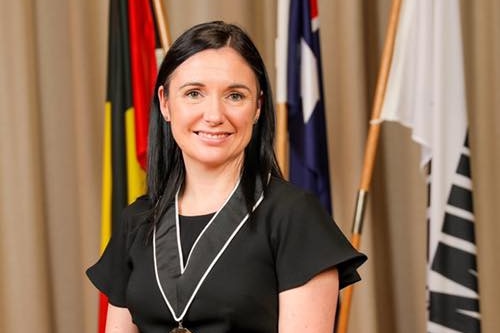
[278,268,339,333]
[105,303,139,333]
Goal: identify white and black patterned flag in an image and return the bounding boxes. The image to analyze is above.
[379,0,481,332]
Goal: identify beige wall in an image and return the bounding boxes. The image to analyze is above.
[0,0,498,332]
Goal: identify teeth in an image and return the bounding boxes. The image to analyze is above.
[198,131,228,139]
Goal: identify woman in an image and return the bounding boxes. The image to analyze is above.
[87,21,366,333]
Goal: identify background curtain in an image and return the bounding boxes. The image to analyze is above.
[0,0,498,332]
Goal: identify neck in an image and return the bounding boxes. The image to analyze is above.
[179,161,243,216]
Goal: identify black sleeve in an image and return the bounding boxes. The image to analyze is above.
[86,209,133,307]
[273,191,367,292]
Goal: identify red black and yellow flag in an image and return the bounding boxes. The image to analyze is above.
[98,0,161,331]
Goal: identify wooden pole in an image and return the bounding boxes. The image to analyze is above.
[276,102,289,178]
[152,0,172,52]
[336,0,402,332]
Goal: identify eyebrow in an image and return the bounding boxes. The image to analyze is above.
[179,82,204,89]
[227,83,252,92]
[178,82,253,92]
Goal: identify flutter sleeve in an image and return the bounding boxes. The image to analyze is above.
[273,191,367,292]
[86,206,136,307]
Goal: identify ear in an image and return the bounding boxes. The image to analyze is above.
[255,94,262,123]
[158,85,171,122]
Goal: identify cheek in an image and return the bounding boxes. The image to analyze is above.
[168,121,186,147]
[241,120,257,142]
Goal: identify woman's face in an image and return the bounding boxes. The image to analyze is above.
[158,47,261,172]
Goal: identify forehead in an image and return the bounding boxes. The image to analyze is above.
[169,47,258,88]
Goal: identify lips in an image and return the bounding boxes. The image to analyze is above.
[195,131,231,139]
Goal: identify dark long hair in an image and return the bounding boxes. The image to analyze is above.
[147,21,282,226]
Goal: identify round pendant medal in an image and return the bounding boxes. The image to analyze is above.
[170,324,192,333]
[169,328,191,333]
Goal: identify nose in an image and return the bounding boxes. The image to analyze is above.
[203,96,224,125]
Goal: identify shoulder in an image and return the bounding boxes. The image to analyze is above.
[120,195,152,230]
[264,176,326,214]
[265,176,306,200]
[123,194,152,214]
[257,176,332,230]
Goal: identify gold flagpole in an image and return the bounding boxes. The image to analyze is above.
[152,0,172,52]
[276,102,289,178]
[336,0,402,332]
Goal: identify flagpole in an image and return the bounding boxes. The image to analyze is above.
[276,102,289,177]
[275,0,290,179]
[152,0,172,52]
[336,0,402,332]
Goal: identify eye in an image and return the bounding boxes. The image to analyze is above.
[227,92,244,102]
[186,90,202,99]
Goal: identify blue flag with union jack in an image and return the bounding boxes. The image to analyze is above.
[286,0,332,213]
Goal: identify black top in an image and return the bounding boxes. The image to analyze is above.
[179,213,213,260]
[87,177,367,333]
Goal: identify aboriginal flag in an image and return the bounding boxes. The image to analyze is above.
[97,0,159,331]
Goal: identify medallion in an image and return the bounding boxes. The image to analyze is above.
[169,328,191,333]
[169,322,192,333]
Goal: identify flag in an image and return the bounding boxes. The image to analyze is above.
[276,0,332,213]
[98,0,158,331]
[379,0,481,332]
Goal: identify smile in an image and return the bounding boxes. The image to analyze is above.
[195,131,231,139]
